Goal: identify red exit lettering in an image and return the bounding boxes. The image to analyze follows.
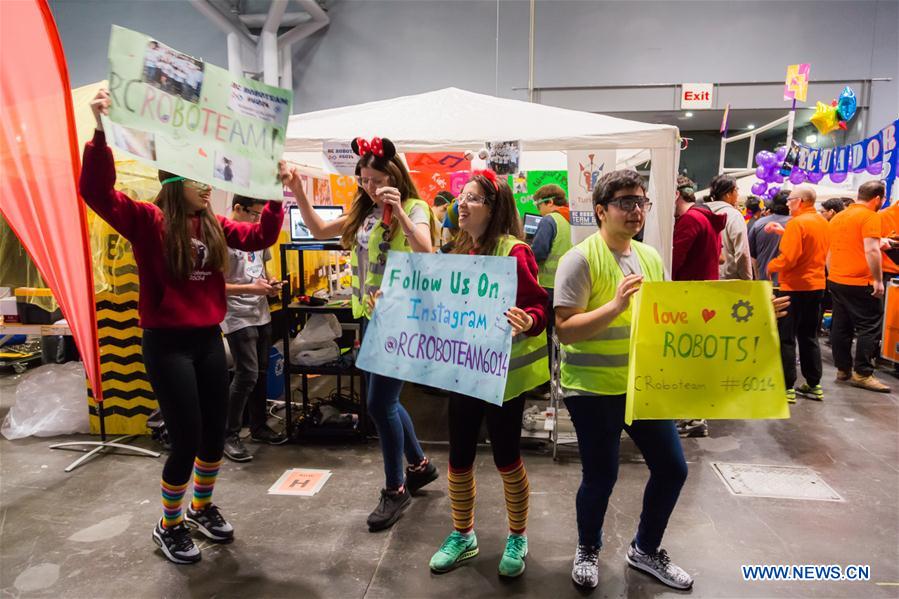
[684,91,710,101]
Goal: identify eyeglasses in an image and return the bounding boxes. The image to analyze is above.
[184,179,212,192]
[607,195,653,213]
[356,175,390,188]
[457,191,487,205]
[243,207,262,220]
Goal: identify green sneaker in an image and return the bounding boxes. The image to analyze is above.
[429,531,478,573]
[796,383,824,401]
[498,534,529,578]
[786,388,796,404]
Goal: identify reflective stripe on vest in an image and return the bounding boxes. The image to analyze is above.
[350,198,431,319]
[495,235,550,401]
[537,211,572,289]
[559,233,664,396]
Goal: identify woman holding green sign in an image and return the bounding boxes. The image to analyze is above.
[428,170,548,579]
[282,137,439,533]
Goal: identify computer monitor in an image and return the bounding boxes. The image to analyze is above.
[523,213,543,238]
[289,206,344,242]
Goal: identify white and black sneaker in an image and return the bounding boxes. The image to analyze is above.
[571,544,600,588]
[625,541,693,589]
[152,519,201,564]
[184,504,234,543]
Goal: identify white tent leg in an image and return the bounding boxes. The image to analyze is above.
[49,435,160,473]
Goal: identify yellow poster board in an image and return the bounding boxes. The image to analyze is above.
[625,281,789,424]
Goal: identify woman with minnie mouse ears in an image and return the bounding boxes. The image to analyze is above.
[428,170,549,578]
[281,137,438,532]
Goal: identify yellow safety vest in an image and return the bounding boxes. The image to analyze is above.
[495,235,550,401]
[350,198,431,319]
[537,211,571,289]
[559,232,664,396]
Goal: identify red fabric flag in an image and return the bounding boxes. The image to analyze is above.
[0,0,103,402]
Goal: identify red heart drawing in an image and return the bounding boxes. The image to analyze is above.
[702,309,716,323]
[198,148,207,157]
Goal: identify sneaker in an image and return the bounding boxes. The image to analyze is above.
[250,425,288,445]
[366,488,411,532]
[796,383,824,401]
[571,544,600,589]
[184,504,234,543]
[835,370,851,383]
[625,541,693,590]
[849,373,891,393]
[223,435,253,462]
[498,534,528,578]
[152,519,200,564]
[786,388,796,404]
[429,530,479,573]
[677,419,709,438]
[405,460,438,495]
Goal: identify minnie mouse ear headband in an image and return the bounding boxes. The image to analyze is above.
[351,137,397,160]
[471,169,499,191]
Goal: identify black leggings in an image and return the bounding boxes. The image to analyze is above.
[142,327,229,486]
[448,393,526,470]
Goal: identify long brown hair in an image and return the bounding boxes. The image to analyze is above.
[339,154,435,249]
[155,171,228,280]
[451,174,523,256]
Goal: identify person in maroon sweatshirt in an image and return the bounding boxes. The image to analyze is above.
[82,90,284,565]
[671,175,726,439]
[671,175,726,282]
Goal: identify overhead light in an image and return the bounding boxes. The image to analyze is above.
[747,124,756,130]
[684,112,694,118]
[805,134,818,144]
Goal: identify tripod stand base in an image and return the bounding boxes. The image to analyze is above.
[49,435,161,472]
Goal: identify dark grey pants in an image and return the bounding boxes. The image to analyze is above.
[224,322,272,437]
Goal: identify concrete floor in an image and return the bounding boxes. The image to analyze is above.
[1,358,898,599]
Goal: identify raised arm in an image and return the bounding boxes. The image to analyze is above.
[281,163,347,239]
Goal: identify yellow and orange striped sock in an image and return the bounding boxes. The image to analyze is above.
[161,479,189,529]
[190,457,222,512]
[448,465,476,533]
[498,459,529,534]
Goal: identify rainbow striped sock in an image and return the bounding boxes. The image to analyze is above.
[161,479,189,529]
[190,457,222,512]
[498,459,529,535]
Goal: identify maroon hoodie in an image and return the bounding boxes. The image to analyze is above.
[672,204,727,281]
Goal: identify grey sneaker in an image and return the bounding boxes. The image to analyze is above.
[223,435,253,463]
[625,541,693,590]
[571,544,599,588]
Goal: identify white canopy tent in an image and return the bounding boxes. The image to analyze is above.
[284,87,680,268]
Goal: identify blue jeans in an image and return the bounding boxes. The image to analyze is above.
[366,372,425,489]
[564,394,687,553]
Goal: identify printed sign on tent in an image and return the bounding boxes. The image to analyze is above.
[567,150,615,244]
[356,252,517,405]
[486,141,520,175]
[322,141,359,176]
[405,152,471,173]
[625,281,789,425]
[784,63,810,102]
[105,25,293,199]
[268,468,332,496]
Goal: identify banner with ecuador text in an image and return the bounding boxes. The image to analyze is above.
[356,252,517,405]
[104,25,292,199]
[625,281,789,424]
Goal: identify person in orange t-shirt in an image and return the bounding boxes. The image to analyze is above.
[826,180,890,393]
[880,202,899,284]
[768,186,830,402]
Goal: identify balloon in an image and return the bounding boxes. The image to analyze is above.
[756,165,768,179]
[810,101,841,135]
[830,171,848,183]
[789,169,807,185]
[775,146,788,162]
[771,172,785,184]
[751,182,768,195]
[755,150,775,167]
[867,162,883,175]
[807,171,825,184]
[768,185,781,198]
[836,86,857,122]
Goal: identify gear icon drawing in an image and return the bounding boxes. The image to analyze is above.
[731,300,753,323]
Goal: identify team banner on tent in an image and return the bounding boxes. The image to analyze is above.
[105,25,293,199]
[356,252,517,405]
[625,281,789,424]
[567,151,614,244]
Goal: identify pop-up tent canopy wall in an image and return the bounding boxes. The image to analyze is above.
[284,88,680,269]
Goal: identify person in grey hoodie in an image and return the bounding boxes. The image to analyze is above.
[705,174,752,280]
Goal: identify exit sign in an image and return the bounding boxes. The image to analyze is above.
[681,83,714,109]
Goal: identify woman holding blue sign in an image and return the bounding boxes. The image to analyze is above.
[428,170,549,578]
[282,137,439,532]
